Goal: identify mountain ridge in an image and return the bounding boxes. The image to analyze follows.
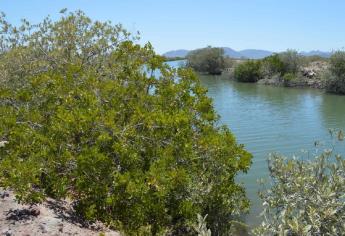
[163,48,332,59]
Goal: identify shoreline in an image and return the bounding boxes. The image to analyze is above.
[0,188,120,236]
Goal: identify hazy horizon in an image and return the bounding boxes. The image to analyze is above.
[1,0,345,54]
[162,47,333,53]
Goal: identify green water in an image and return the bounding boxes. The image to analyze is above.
[199,74,345,226]
[167,61,345,226]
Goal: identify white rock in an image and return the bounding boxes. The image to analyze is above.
[0,141,9,148]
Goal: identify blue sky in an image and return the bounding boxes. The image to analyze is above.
[1,0,345,54]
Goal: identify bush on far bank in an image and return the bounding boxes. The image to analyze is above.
[234,50,302,83]
[326,51,345,94]
[260,54,285,77]
[186,46,232,75]
[234,60,262,82]
[278,49,301,75]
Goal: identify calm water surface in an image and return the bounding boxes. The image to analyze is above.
[200,74,345,225]
[168,61,345,226]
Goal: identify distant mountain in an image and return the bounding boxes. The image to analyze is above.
[163,49,189,58]
[221,47,244,58]
[163,48,332,59]
[163,48,273,59]
[300,50,332,58]
[238,49,273,59]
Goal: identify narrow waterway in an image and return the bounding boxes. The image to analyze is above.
[199,73,345,226]
[168,60,345,226]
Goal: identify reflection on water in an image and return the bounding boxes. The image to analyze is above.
[198,74,345,226]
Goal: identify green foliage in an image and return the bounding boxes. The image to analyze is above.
[329,51,345,77]
[300,55,329,64]
[261,54,285,77]
[234,60,262,82]
[254,130,345,236]
[282,73,296,86]
[0,10,252,235]
[163,56,185,62]
[327,51,345,94]
[234,50,303,84]
[0,10,136,89]
[278,49,301,75]
[186,46,228,75]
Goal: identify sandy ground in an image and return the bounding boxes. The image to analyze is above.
[0,189,120,236]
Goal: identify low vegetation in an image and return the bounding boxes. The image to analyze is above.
[0,7,344,236]
[233,60,262,82]
[326,51,345,94]
[231,49,345,94]
[185,45,345,94]
[277,50,301,75]
[186,46,232,75]
[163,56,185,62]
[254,130,345,235]
[260,54,285,77]
[234,50,301,83]
[0,10,252,235]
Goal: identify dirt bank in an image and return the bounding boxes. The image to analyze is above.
[0,189,120,236]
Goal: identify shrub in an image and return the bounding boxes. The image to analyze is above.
[282,72,296,86]
[329,51,345,77]
[0,11,252,235]
[254,130,345,236]
[261,54,285,77]
[186,47,227,75]
[301,55,328,64]
[326,51,345,94]
[278,49,301,75]
[234,60,262,82]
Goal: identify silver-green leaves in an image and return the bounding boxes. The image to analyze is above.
[254,133,345,236]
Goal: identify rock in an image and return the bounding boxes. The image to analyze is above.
[2,229,12,236]
[39,224,48,233]
[19,231,31,236]
[29,207,40,217]
[0,140,9,148]
[58,223,64,232]
[0,192,10,199]
[302,69,316,78]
